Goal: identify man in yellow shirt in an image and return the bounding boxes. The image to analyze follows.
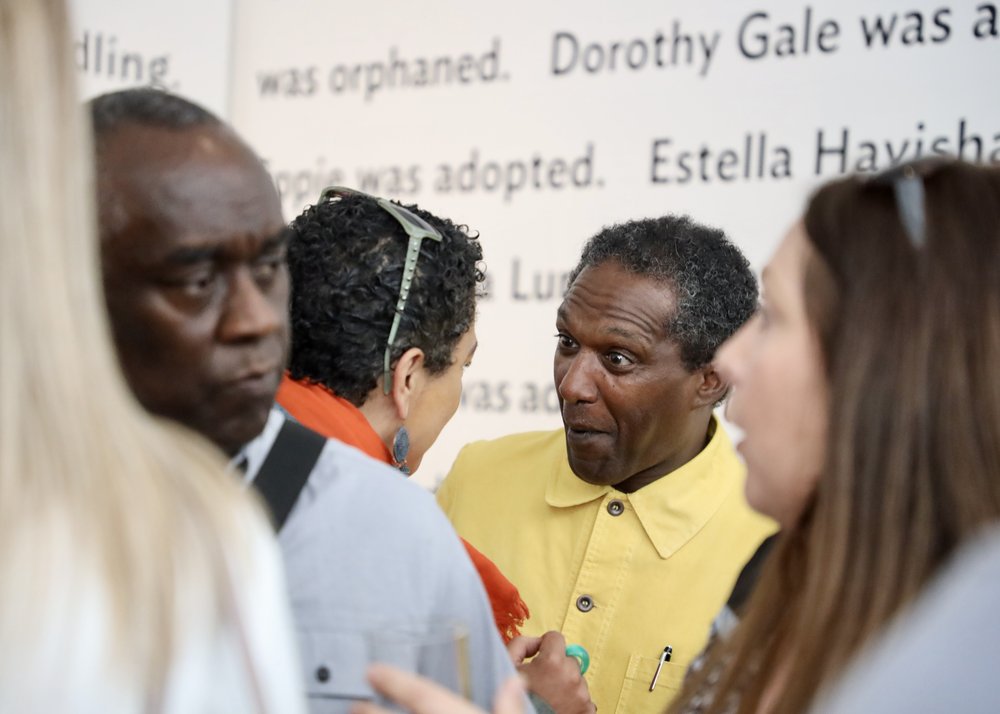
[437,216,775,714]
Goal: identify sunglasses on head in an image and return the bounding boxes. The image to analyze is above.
[318,186,444,394]
[867,157,951,249]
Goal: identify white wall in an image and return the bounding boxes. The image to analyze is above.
[72,0,233,116]
[73,0,1000,488]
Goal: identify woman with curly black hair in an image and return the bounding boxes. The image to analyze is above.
[276,188,531,643]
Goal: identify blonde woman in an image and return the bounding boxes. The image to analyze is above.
[0,1,303,711]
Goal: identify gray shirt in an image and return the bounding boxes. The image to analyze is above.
[241,408,520,713]
[811,528,1000,714]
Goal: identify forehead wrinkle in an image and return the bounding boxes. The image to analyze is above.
[561,296,665,344]
[108,126,279,229]
[125,222,283,273]
[560,263,677,341]
[156,164,268,220]
[605,324,651,344]
[601,308,663,343]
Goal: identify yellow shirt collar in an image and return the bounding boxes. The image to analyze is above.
[545,419,741,559]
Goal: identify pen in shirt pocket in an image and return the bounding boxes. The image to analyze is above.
[648,645,673,692]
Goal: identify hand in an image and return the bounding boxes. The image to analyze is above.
[508,631,596,714]
[351,664,525,714]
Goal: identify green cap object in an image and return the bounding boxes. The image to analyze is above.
[565,644,590,674]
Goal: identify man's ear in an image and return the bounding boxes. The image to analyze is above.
[692,365,728,408]
[389,347,426,420]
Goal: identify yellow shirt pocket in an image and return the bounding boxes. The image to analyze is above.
[613,652,688,714]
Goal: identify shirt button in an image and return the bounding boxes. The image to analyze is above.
[576,594,594,612]
[607,499,624,516]
[316,665,331,683]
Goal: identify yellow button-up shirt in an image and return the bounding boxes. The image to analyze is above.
[437,422,774,714]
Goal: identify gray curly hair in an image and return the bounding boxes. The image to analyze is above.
[568,215,757,370]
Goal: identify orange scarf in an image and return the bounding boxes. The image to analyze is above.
[276,375,529,643]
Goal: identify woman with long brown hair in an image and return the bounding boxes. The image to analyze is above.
[669,158,1000,713]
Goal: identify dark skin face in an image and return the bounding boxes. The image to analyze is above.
[98,123,289,455]
[554,261,723,492]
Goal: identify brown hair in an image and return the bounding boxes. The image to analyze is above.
[670,160,1000,714]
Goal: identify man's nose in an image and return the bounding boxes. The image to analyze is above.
[217,269,282,342]
[557,352,599,404]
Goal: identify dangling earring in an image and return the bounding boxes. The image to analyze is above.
[392,426,410,475]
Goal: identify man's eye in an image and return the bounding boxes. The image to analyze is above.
[605,352,634,368]
[555,333,576,349]
[177,272,215,295]
[252,257,282,284]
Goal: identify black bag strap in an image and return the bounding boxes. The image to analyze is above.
[252,418,327,532]
[727,533,778,613]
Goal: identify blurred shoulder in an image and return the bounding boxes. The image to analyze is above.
[314,437,438,507]
[288,437,458,547]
